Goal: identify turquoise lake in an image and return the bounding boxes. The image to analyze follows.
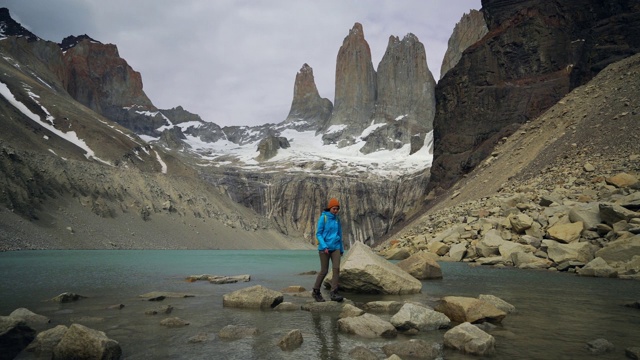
[1,250,638,359]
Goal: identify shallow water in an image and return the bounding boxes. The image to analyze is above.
[1,250,638,359]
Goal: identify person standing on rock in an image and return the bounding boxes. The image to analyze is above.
[312,197,344,302]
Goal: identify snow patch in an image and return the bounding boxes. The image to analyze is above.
[0,81,112,165]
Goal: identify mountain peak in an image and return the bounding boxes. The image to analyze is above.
[0,7,41,42]
[59,34,102,51]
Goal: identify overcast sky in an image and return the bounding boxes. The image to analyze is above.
[2,0,482,127]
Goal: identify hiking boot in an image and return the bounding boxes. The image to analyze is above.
[330,290,343,302]
[312,289,325,302]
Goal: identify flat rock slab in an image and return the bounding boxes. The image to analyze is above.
[138,292,195,300]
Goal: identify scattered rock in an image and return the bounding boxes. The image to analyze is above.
[586,338,614,354]
[396,251,443,279]
[187,332,210,343]
[51,292,87,303]
[337,313,397,338]
[218,325,259,340]
[52,323,122,360]
[222,285,283,309]
[145,305,174,315]
[478,294,516,314]
[348,345,378,360]
[390,303,451,332]
[277,329,303,351]
[160,317,189,328]
[444,322,495,356]
[326,242,422,294]
[382,339,444,359]
[435,296,506,324]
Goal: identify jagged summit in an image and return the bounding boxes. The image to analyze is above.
[283,63,332,131]
[0,7,41,42]
[59,34,102,51]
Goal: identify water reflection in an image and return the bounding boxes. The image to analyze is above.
[1,250,638,360]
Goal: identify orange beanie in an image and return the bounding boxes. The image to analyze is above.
[327,198,340,209]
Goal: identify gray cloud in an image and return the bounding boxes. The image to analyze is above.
[1,0,482,126]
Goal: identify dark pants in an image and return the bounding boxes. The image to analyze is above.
[313,250,341,292]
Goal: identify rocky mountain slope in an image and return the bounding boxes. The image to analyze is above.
[0,11,304,251]
[379,53,640,278]
[429,0,640,194]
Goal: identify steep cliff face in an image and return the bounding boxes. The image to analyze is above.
[429,0,640,193]
[208,168,430,244]
[324,23,377,146]
[440,9,488,79]
[284,63,333,131]
[61,35,166,135]
[365,33,436,154]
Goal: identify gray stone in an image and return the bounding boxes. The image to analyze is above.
[435,296,506,324]
[382,339,444,359]
[222,285,283,309]
[586,338,614,354]
[277,329,303,351]
[397,251,442,279]
[348,345,378,360]
[577,257,618,278]
[218,325,259,340]
[52,323,121,360]
[23,325,67,356]
[51,292,87,303]
[478,294,516,314]
[443,322,495,356]
[337,313,397,338]
[160,317,189,328]
[390,303,451,332]
[362,301,404,314]
[326,242,422,294]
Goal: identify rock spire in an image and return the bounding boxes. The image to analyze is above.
[284,63,333,130]
[324,22,377,146]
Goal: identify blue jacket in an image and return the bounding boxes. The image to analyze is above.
[316,210,344,253]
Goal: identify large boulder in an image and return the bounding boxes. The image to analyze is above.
[52,323,122,360]
[337,313,397,338]
[9,308,50,330]
[435,296,506,324]
[444,322,495,356]
[569,203,602,230]
[390,303,451,332]
[222,285,283,309]
[396,251,443,279]
[544,240,597,264]
[547,221,584,243]
[577,257,618,278]
[326,242,422,294]
[595,235,640,264]
[476,229,506,257]
[23,325,67,357]
[511,252,553,269]
[0,317,35,360]
[599,204,639,225]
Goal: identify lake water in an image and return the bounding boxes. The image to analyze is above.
[1,250,638,359]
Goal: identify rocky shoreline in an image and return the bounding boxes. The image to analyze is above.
[3,242,639,359]
[378,170,640,280]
